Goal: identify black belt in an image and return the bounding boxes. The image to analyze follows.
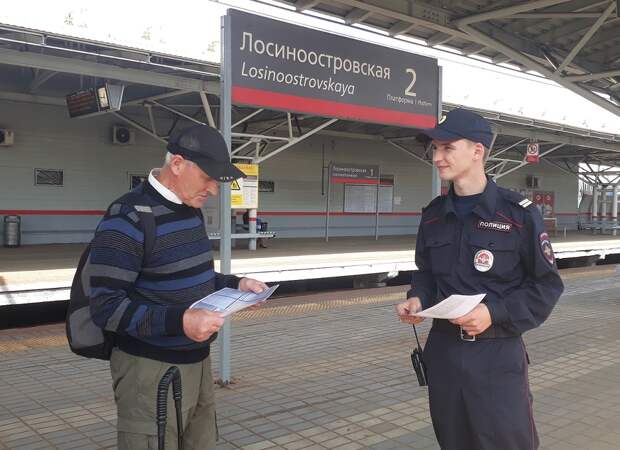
[432,319,519,341]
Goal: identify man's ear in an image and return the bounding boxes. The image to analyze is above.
[169,155,185,175]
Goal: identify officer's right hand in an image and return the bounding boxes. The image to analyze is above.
[183,309,225,342]
[395,297,425,324]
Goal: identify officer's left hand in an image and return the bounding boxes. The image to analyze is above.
[239,277,268,293]
[450,304,492,336]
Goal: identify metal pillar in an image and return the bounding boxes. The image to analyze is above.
[592,186,599,234]
[375,168,381,240]
[602,187,608,224]
[218,13,232,385]
[613,185,619,236]
[249,209,257,250]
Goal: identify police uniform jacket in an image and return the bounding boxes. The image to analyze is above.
[408,179,564,335]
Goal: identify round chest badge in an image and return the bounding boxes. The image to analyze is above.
[474,249,494,272]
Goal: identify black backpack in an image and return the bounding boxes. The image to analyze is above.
[65,188,156,360]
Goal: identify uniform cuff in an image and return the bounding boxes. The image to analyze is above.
[407,288,429,309]
[485,301,510,325]
[165,305,187,336]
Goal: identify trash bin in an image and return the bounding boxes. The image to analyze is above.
[3,215,21,247]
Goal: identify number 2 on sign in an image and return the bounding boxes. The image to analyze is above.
[405,68,417,97]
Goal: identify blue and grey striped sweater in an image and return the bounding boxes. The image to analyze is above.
[89,181,240,364]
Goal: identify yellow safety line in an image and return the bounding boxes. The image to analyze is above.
[0,292,404,353]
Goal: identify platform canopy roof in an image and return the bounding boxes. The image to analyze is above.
[272,0,620,118]
[1,2,620,184]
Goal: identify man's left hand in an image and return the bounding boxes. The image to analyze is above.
[449,304,492,336]
[239,277,268,293]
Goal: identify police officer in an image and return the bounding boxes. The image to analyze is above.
[396,108,564,450]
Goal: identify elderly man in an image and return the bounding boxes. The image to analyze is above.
[396,108,563,450]
[89,124,267,450]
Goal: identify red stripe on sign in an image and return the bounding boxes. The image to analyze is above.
[0,210,105,216]
[258,211,422,217]
[232,86,437,128]
[331,178,379,185]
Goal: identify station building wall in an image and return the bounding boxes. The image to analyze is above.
[0,99,579,245]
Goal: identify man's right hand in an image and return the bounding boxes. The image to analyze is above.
[183,309,225,342]
[395,297,425,324]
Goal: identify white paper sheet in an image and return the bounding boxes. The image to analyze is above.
[413,293,486,319]
[189,285,279,317]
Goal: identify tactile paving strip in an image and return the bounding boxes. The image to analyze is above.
[0,291,403,353]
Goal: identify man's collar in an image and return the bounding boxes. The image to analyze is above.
[441,177,497,220]
[148,169,183,204]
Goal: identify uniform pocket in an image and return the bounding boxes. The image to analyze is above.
[425,237,454,275]
[468,233,519,279]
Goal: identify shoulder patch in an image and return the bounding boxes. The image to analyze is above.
[539,232,555,265]
[499,189,533,209]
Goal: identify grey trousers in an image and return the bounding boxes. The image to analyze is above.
[110,348,217,450]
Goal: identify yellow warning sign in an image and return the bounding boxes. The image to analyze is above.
[232,164,259,209]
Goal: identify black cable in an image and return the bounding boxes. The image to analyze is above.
[171,371,183,450]
[412,324,423,351]
[157,366,183,450]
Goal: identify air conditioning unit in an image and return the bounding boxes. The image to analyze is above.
[112,126,135,145]
[526,174,540,189]
[0,129,15,146]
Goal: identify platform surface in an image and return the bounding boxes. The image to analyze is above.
[1,267,619,449]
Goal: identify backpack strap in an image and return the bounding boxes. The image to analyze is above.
[121,183,157,261]
[135,206,156,261]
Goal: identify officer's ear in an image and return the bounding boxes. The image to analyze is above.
[472,142,486,163]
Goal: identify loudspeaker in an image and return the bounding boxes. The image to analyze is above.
[112,126,135,145]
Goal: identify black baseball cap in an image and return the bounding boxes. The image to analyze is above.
[418,108,494,148]
[166,125,246,182]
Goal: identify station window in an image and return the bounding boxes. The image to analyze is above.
[259,180,275,192]
[344,175,395,213]
[34,168,63,186]
[130,174,147,189]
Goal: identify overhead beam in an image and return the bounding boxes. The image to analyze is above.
[255,118,337,164]
[454,0,572,27]
[491,123,620,152]
[295,0,321,11]
[427,32,453,46]
[565,69,620,82]
[457,23,620,116]
[511,12,602,19]
[333,0,472,41]
[113,112,168,143]
[28,70,57,92]
[0,90,65,106]
[124,90,191,106]
[492,54,512,64]
[495,143,566,179]
[462,43,486,55]
[0,47,212,92]
[344,8,372,24]
[556,1,617,73]
[387,140,433,166]
[388,21,415,36]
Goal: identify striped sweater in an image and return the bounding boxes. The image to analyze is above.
[88,181,240,364]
